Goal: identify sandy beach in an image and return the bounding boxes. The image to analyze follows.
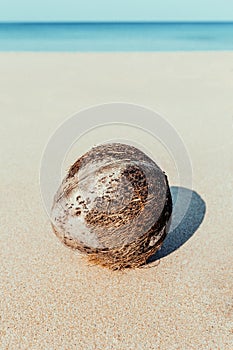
[0,52,232,349]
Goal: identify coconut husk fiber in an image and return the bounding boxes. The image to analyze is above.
[51,143,172,270]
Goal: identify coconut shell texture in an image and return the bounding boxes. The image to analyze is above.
[51,143,172,270]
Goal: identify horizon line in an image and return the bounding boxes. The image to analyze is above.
[0,21,233,25]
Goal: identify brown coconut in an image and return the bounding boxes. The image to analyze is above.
[51,143,172,270]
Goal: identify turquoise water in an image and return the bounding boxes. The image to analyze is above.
[0,23,233,51]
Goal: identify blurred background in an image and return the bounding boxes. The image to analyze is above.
[0,0,233,51]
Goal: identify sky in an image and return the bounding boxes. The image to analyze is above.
[0,0,233,22]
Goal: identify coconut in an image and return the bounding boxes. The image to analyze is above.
[51,143,172,270]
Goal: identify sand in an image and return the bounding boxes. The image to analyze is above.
[0,52,233,349]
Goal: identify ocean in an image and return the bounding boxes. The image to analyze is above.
[0,22,233,51]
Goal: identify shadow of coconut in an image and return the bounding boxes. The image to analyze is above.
[147,186,206,264]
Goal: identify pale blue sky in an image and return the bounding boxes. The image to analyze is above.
[0,0,233,22]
